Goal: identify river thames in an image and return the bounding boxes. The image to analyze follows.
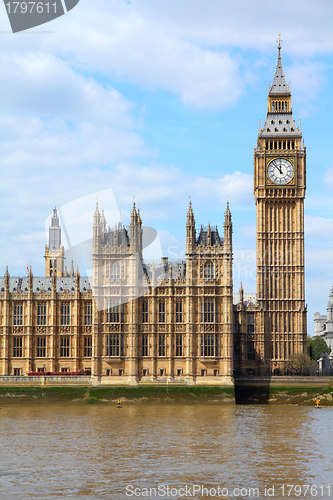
[0,403,332,499]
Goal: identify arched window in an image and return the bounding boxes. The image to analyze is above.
[204,263,214,280]
[110,262,120,282]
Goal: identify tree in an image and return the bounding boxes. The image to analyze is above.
[286,353,317,376]
[307,336,331,361]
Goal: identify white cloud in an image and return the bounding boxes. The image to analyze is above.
[305,215,333,242]
[287,61,326,116]
[0,0,331,112]
[304,215,333,332]
[0,51,138,127]
[0,160,252,275]
[190,172,252,205]
[130,0,333,54]
[324,166,333,189]
[306,248,333,273]
[99,164,252,223]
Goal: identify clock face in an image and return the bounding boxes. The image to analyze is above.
[267,158,294,185]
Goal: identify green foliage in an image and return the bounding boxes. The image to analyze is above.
[307,336,331,361]
[286,353,317,376]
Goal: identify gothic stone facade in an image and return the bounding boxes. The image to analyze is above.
[0,203,234,384]
[0,44,308,382]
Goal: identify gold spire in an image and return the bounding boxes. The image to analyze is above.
[277,32,283,53]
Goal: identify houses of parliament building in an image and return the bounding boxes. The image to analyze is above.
[0,42,307,384]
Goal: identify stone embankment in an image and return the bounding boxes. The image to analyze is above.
[0,377,333,405]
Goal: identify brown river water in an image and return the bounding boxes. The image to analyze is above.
[0,403,332,499]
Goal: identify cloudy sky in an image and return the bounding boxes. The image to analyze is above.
[0,0,333,333]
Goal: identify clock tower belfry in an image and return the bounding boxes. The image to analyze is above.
[254,38,307,373]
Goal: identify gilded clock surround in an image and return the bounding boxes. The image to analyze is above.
[265,156,296,186]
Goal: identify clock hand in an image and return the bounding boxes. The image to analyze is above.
[276,165,283,175]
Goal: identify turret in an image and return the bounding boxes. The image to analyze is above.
[130,202,143,257]
[4,266,9,292]
[223,201,232,251]
[45,206,65,277]
[101,209,106,234]
[93,202,101,241]
[239,282,244,305]
[75,267,80,291]
[207,224,211,246]
[326,286,333,324]
[48,208,61,250]
[28,266,33,291]
[52,270,57,292]
[186,201,196,254]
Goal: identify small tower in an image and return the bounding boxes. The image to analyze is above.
[45,207,65,277]
[326,286,333,331]
[130,202,143,257]
[239,282,244,305]
[207,224,212,246]
[223,202,233,290]
[75,266,80,291]
[28,266,33,291]
[186,201,196,254]
[4,266,9,292]
[223,201,232,252]
[93,202,102,244]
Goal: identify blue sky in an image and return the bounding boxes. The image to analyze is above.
[0,0,333,333]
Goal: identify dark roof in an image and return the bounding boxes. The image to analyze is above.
[104,226,130,247]
[196,227,223,246]
[0,277,91,294]
[259,113,302,138]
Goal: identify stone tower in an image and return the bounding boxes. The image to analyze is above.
[91,202,144,382]
[185,201,234,380]
[254,38,307,373]
[44,207,65,277]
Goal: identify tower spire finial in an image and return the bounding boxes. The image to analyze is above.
[277,32,283,54]
[187,199,195,224]
[269,34,289,96]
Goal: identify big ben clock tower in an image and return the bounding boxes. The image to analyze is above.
[254,37,307,374]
